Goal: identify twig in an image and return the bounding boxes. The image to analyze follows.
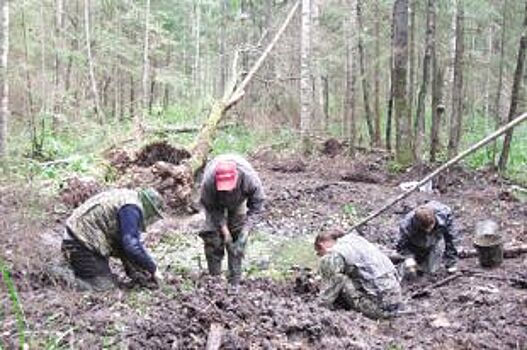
[411,272,463,299]
[348,112,527,233]
[205,323,223,350]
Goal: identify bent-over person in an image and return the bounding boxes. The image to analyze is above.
[315,229,403,319]
[61,188,165,291]
[397,201,458,278]
[199,154,265,287]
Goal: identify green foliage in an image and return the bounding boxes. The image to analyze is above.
[0,259,27,349]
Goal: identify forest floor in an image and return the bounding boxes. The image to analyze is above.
[1,145,526,349]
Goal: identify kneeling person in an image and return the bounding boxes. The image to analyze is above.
[62,188,165,291]
[199,154,265,286]
[397,201,458,278]
[315,229,402,319]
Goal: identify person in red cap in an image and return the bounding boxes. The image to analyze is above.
[199,154,265,288]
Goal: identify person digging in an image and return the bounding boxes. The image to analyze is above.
[315,228,403,319]
[198,154,265,292]
[396,201,459,280]
[57,188,165,291]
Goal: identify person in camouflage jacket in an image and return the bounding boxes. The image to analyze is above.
[315,229,402,319]
[61,188,165,291]
[199,154,265,287]
[397,201,458,278]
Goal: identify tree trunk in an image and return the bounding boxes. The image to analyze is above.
[447,0,464,158]
[140,0,151,132]
[344,0,357,155]
[408,0,416,131]
[0,0,8,158]
[130,74,135,120]
[492,0,507,164]
[373,0,382,146]
[386,11,395,151]
[430,62,444,162]
[498,1,527,171]
[84,0,103,122]
[193,0,201,100]
[393,0,412,166]
[356,0,374,146]
[414,0,435,162]
[218,0,228,97]
[53,0,65,115]
[300,0,313,149]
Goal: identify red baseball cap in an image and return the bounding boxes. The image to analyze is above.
[215,161,238,191]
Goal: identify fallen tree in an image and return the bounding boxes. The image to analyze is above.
[348,112,527,233]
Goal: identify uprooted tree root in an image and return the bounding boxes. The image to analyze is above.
[58,141,194,211]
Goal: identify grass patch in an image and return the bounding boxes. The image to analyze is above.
[0,259,27,349]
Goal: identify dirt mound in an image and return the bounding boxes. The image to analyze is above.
[321,138,343,158]
[340,162,386,184]
[135,141,191,167]
[58,177,104,208]
[107,149,133,172]
[270,157,307,173]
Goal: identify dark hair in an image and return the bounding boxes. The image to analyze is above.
[314,228,346,248]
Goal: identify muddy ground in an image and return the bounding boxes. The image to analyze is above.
[1,149,526,349]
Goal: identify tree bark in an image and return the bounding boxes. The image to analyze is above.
[498,1,527,171]
[84,0,103,122]
[193,0,201,100]
[408,0,416,132]
[491,0,507,164]
[344,0,357,155]
[430,62,444,162]
[373,0,382,146]
[386,11,395,151]
[140,0,151,133]
[0,0,8,158]
[414,0,435,162]
[393,0,412,166]
[447,0,464,158]
[356,0,374,146]
[300,0,313,149]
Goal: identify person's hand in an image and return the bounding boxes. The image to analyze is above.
[446,264,458,274]
[403,257,417,279]
[152,269,164,283]
[231,230,248,257]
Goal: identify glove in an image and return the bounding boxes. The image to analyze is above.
[446,264,458,274]
[403,257,418,279]
[152,269,164,283]
[230,230,249,258]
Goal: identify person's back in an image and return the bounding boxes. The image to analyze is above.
[330,233,401,299]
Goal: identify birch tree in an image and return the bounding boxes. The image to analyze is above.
[84,0,103,122]
[300,0,312,147]
[141,0,151,130]
[344,0,357,155]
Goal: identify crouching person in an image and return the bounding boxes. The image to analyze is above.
[199,154,265,288]
[397,201,458,279]
[61,188,165,291]
[315,229,402,319]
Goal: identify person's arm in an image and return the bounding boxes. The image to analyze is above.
[439,209,458,267]
[118,205,157,275]
[318,253,347,308]
[396,215,414,257]
[243,171,265,227]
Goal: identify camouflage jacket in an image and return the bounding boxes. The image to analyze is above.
[200,154,265,228]
[66,189,145,258]
[396,201,458,266]
[319,233,401,307]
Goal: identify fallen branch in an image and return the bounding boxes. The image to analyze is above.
[205,323,223,350]
[458,244,527,259]
[411,272,463,299]
[144,123,235,135]
[348,112,527,233]
[385,244,527,264]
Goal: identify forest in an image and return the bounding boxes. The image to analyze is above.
[0,0,526,348]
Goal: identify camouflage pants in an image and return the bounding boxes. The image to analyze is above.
[335,277,402,319]
[199,202,248,285]
[61,229,115,291]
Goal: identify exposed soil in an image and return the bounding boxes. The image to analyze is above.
[1,150,526,349]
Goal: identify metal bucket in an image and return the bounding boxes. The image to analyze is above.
[474,234,503,268]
